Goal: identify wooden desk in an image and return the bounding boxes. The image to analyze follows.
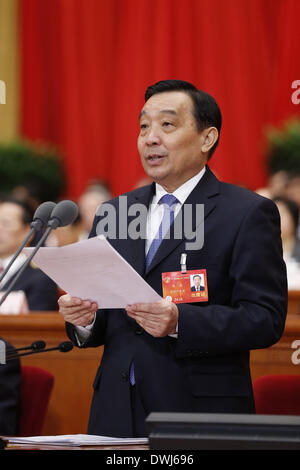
[0,313,102,435]
[250,315,300,380]
[0,306,299,436]
[287,290,300,315]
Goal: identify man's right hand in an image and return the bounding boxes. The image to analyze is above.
[58,294,98,327]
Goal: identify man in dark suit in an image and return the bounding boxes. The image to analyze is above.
[0,338,21,435]
[191,274,205,292]
[0,197,58,311]
[58,80,287,437]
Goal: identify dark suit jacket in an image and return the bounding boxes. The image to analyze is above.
[66,166,287,437]
[0,339,21,435]
[2,264,58,311]
[191,285,205,292]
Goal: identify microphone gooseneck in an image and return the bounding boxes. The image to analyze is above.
[0,201,56,284]
[6,340,46,357]
[6,341,74,361]
[0,200,78,307]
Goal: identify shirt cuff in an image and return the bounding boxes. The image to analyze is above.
[74,315,96,343]
[168,322,178,338]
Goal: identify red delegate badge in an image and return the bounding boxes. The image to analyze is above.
[162,269,208,304]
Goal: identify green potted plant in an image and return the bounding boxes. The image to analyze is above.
[0,140,65,204]
[266,119,300,177]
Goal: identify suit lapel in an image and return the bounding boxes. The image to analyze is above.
[145,166,220,274]
[107,167,220,277]
[107,183,155,278]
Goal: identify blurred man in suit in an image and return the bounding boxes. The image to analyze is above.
[0,197,58,311]
[58,80,287,437]
[0,338,21,435]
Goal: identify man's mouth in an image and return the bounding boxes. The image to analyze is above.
[146,154,166,162]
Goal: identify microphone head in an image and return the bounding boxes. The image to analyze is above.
[31,201,56,230]
[31,340,46,351]
[58,341,73,352]
[48,200,78,229]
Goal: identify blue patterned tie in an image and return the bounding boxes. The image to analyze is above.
[129,194,178,386]
[145,194,179,271]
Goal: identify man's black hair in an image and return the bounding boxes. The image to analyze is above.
[145,79,222,159]
[0,195,34,225]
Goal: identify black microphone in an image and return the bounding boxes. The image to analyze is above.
[0,200,78,307]
[0,201,56,283]
[6,340,46,357]
[47,200,78,229]
[6,341,73,361]
[31,201,57,230]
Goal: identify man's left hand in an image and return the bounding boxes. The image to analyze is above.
[126,299,178,337]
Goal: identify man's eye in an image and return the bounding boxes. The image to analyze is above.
[162,122,173,127]
[140,123,148,130]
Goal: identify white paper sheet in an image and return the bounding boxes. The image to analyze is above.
[8,433,148,446]
[23,235,162,308]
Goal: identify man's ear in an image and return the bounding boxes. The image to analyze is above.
[201,127,218,154]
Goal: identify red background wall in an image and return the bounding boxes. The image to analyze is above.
[19,0,300,199]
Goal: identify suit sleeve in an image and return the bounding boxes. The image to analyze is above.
[66,309,108,348]
[175,197,288,358]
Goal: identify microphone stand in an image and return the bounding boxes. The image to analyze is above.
[6,342,73,362]
[0,225,54,307]
[5,341,46,358]
[0,201,56,284]
[0,228,36,284]
[0,199,78,307]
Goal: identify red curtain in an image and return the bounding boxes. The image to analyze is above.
[19,0,300,200]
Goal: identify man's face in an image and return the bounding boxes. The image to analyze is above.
[193,276,201,287]
[0,203,29,258]
[138,91,208,192]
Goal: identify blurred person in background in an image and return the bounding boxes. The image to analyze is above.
[284,172,300,244]
[274,196,300,290]
[256,120,300,245]
[0,196,58,311]
[12,178,44,211]
[46,213,82,247]
[48,180,112,246]
[77,180,111,239]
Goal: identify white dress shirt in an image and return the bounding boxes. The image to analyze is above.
[75,166,206,341]
[0,254,27,290]
[145,167,206,254]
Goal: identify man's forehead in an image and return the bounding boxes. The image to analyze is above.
[140,91,193,118]
[0,203,23,218]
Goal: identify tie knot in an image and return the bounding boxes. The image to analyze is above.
[159,194,178,208]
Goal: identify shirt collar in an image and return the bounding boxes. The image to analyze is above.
[0,253,27,271]
[153,166,206,206]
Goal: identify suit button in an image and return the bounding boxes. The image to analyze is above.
[135,327,143,335]
[121,372,129,382]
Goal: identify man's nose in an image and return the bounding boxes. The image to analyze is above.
[145,127,161,145]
